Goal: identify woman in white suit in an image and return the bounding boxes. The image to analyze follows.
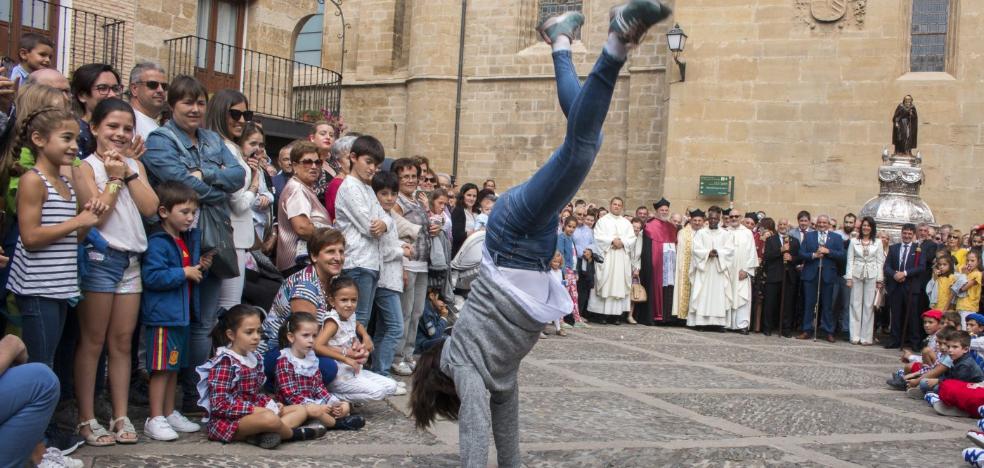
[845,217,884,345]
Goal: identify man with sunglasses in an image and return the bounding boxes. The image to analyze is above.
[128,62,168,140]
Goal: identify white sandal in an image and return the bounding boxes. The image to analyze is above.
[77,419,115,447]
[110,416,139,444]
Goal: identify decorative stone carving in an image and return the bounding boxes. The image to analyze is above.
[796,0,867,29]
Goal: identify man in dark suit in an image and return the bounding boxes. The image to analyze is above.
[796,215,846,342]
[884,223,928,349]
[763,218,801,337]
[915,222,939,315]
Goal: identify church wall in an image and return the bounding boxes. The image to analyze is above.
[664,0,984,228]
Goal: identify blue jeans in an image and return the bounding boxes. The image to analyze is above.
[0,363,59,468]
[485,50,623,271]
[15,295,68,369]
[262,347,338,391]
[370,287,404,377]
[918,379,938,394]
[343,267,379,327]
[182,273,222,399]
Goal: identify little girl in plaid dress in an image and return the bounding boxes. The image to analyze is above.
[274,312,364,431]
[196,306,313,448]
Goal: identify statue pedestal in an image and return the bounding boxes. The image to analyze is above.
[859,151,935,241]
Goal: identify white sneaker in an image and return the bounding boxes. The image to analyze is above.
[166,411,201,433]
[144,416,179,441]
[393,386,407,396]
[38,448,84,468]
[408,360,417,371]
[391,361,412,376]
[396,381,407,388]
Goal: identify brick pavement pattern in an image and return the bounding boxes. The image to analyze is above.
[75,326,972,466]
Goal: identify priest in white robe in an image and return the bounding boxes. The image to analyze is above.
[687,206,734,328]
[726,209,760,333]
[588,197,637,325]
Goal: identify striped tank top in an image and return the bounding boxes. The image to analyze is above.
[7,169,79,299]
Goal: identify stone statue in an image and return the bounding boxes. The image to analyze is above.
[892,95,917,155]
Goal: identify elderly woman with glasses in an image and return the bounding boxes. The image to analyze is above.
[276,140,331,276]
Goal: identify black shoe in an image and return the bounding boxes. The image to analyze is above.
[883,342,901,349]
[331,415,366,431]
[291,423,326,441]
[246,432,282,449]
[45,428,85,456]
[762,330,772,336]
[129,379,150,406]
[741,329,750,335]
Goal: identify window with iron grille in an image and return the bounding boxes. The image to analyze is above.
[538,0,582,39]
[910,0,950,72]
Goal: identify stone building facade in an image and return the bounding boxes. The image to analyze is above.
[335,0,674,205]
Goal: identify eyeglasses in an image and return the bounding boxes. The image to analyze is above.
[228,109,254,122]
[93,84,123,95]
[297,158,322,167]
[135,80,168,92]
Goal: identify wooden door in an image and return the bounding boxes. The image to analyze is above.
[194,0,243,93]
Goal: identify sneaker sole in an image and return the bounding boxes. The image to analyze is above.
[970,432,984,449]
[536,12,584,44]
[145,431,179,441]
[59,440,84,456]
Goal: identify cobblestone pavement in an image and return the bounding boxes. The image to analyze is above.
[74,325,975,467]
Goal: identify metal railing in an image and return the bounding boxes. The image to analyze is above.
[4,0,126,74]
[165,35,342,122]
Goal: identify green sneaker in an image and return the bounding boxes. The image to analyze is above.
[609,0,673,47]
[536,11,585,45]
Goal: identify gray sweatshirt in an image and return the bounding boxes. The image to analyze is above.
[441,264,544,468]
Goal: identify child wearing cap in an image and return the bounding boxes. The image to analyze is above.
[887,310,946,391]
[965,313,984,371]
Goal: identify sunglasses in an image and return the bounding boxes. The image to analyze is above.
[297,158,322,167]
[136,80,168,91]
[422,177,436,183]
[229,109,254,122]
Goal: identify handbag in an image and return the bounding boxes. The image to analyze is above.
[199,204,240,279]
[631,278,647,303]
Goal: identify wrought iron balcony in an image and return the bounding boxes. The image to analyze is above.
[165,35,341,123]
[0,0,126,74]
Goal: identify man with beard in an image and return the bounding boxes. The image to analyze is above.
[726,209,760,334]
[589,197,637,324]
[687,206,734,330]
[637,198,678,325]
[672,209,704,321]
[763,218,801,336]
[635,206,650,223]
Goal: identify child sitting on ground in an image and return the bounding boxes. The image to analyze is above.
[415,288,452,355]
[923,330,984,418]
[315,277,404,401]
[945,311,963,330]
[196,305,315,449]
[274,312,364,431]
[888,310,945,390]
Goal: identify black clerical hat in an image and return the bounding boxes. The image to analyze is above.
[653,198,670,210]
[690,209,706,218]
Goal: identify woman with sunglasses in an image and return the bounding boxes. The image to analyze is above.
[205,90,272,311]
[275,140,331,276]
[142,75,246,413]
[71,63,124,157]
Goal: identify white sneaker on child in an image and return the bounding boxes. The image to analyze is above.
[391,361,412,376]
[167,410,201,432]
[965,447,984,468]
[144,416,179,441]
[38,448,84,468]
[933,400,967,417]
[978,405,984,418]
[393,386,408,396]
[969,430,984,449]
[395,381,407,388]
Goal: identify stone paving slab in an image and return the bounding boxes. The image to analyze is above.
[769,345,902,366]
[803,437,970,467]
[573,326,708,344]
[522,446,824,468]
[90,454,462,468]
[661,393,943,436]
[630,343,803,364]
[723,363,890,390]
[517,390,735,443]
[849,390,978,418]
[518,362,588,389]
[530,337,658,361]
[556,361,773,389]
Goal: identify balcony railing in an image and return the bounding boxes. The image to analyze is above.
[2,0,126,74]
[165,35,342,123]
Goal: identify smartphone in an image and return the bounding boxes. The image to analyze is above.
[0,57,14,77]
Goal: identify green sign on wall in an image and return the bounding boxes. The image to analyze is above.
[699,175,734,200]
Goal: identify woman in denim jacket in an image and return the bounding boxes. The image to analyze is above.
[141,75,246,412]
